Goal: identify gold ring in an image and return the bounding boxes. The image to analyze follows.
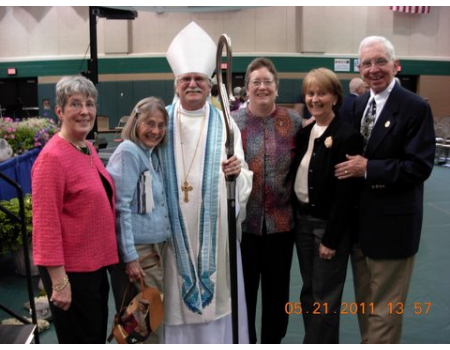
[345,170,348,174]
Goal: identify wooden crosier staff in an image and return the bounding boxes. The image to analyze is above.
[215,34,239,344]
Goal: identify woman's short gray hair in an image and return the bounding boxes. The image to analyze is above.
[55,75,98,110]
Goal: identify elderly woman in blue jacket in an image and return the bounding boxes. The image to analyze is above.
[107,97,171,343]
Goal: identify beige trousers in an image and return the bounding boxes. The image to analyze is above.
[135,243,165,344]
[351,244,415,344]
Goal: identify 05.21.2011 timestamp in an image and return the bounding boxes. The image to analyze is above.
[285,302,374,315]
[285,301,432,315]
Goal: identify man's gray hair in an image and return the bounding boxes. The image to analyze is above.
[359,36,396,60]
[349,78,364,94]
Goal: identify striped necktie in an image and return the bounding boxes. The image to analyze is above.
[361,98,376,149]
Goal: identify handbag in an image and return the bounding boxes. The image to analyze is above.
[108,253,163,344]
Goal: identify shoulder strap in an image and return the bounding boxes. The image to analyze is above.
[138,252,160,271]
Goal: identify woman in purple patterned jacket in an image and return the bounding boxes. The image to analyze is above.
[232,57,302,344]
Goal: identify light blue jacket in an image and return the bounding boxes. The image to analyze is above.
[107,140,171,263]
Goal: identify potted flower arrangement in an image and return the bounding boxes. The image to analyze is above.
[0,194,38,275]
[0,117,57,274]
[0,116,58,158]
[0,194,32,252]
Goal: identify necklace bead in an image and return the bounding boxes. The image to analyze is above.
[70,143,93,168]
[58,133,93,168]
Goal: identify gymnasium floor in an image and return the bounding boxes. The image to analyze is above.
[1,165,449,344]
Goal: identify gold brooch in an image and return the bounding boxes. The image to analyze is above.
[324,136,333,148]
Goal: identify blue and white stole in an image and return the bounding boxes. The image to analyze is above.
[161,102,223,314]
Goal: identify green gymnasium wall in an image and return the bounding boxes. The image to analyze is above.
[1,56,450,127]
[2,56,450,78]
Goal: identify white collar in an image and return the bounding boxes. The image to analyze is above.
[370,78,396,104]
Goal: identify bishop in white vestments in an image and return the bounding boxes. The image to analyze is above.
[160,22,253,343]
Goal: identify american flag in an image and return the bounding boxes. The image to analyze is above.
[390,6,431,14]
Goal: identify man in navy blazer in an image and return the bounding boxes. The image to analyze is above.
[334,36,435,343]
[339,78,368,123]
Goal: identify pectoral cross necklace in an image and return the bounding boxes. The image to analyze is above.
[178,107,207,203]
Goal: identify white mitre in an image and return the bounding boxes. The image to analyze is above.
[166,22,217,78]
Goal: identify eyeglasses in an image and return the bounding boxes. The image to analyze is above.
[141,122,166,131]
[250,79,274,88]
[177,76,209,86]
[67,100,96,112]
[359,58,391,70]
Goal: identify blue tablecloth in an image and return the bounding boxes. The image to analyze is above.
[0,148,42,201]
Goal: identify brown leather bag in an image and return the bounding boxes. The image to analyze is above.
[108,253,163,344]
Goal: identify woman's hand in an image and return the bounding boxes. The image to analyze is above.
[50,284,72,311]
[47,266,72,311]
[125,260,145,282]
[319,243,336,260]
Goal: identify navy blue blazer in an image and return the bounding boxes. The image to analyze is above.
[351,83,435,259]
[339,93,358,124]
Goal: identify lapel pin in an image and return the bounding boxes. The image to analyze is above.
[385,121,391,128]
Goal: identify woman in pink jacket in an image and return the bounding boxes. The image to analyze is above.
[32,75,118,343]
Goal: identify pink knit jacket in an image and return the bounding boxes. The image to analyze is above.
[32,135,118,272]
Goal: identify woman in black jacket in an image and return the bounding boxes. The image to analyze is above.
[292,68,363,343]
